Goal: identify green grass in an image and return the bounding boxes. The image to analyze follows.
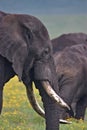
[0,76,86,130]
[1,76,45,130]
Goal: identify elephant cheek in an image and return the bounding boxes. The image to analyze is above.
[34,62,53,82]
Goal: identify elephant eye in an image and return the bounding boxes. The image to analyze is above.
[42,48,50,58]
[27,29,33,40]
[44,48,49,54]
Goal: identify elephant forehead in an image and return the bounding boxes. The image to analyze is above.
[16,14,44,31]
[2,14,41,31]
[15,15,50,44]
[1,14,50,43]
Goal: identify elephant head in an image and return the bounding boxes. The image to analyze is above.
[0,12,69,130]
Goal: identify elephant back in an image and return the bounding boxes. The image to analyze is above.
[52,33,87,53]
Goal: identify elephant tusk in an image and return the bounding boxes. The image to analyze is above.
[26,84,45,118]
[59,119,72,124]
[41,81,70,110]
[26,82,71,124]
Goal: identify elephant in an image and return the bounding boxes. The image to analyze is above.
[0,11,69,130]
[51,33,87,119]
[53,44,87,120]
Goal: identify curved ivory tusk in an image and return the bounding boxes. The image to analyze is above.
[26,84,45,118]
[26,82,71,124]
[59,119,72,124]
[41,81,70,110]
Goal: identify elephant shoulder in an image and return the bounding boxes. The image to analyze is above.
[55,47,83,78]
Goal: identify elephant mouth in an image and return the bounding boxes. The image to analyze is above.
[33,61,70,109]
[26,80,70,119]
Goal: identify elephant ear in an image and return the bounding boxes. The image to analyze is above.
[12,43,28,81]
[0,27,28,81]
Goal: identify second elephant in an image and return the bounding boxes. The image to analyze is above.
[52,33,87,53]
[54,44,87,120]
[51,33,87,120]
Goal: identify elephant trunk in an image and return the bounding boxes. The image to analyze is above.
[34,80,60,130]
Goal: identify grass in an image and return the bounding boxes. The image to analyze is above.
[0,76,86,130]
[1,76,45,130]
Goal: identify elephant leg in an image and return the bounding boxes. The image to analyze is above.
[65,101,77,118]
[65,106,74,118]
[75,96,87,120]
[58,75,79,120]
[71,102,77,116]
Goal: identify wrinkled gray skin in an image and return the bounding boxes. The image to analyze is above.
[0,11,60,130]
[54,44,87,120]
[51,33,87,119]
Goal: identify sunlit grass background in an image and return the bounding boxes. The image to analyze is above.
[1,76,87,130]
[0,15,87,130]
[1,76,45,130]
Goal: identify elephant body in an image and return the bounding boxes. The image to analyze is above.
[51,33,87,120]
[0,11,68,130]
[52,33,87,53]
[54,44,87,120]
